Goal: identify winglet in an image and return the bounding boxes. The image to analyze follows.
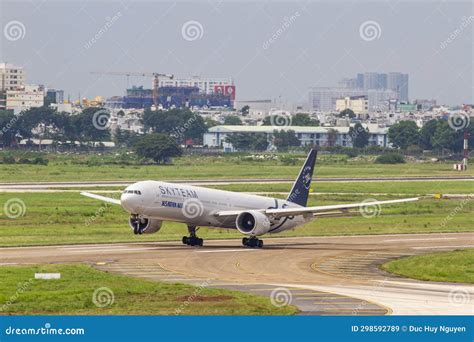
[286,149,317,207]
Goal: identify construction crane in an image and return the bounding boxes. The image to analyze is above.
[90,71,174,107]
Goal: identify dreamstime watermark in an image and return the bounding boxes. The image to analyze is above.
[263,11,300,50]
[448,288,471,307]
[359,20,382,42]
[440,16,474,50]
[92,287,115,308]
[373,102,389,113]
[84,193,120,226]
[270,110,292,128]
[447,112,471,131]
[1,112,24,135]
[4,20,26,41]
[3,198,26,219]
[174,279,211,314]
[84,12,123,50]
[0,278,34,312]
[359,198,381,218]
[440,195,472,227]
[5,323,85,336]
[182,198,204,219]
[171,112,200,139]
[92,109,112,130]
[181,20,204,41]
[270,287,293,307]
[352,278,388,315]
[287,188,301,203]
[349,124,367,143]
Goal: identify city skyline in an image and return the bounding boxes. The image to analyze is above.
[1,1,472,106]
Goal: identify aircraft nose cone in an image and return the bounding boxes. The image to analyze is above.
[120,193,137,213]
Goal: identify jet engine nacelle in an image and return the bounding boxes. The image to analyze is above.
[235,210,271,236]
[129,216,162,234]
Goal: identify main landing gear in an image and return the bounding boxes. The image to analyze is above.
[242,237,264,248]
[182,225,203,246]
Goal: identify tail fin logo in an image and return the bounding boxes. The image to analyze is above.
[302,166,312,189]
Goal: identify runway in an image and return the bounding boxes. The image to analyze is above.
[0,232,472,315]
[0,175,472,191]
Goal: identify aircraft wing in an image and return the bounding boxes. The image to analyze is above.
[215,197,419,218]
[80,191,121,205]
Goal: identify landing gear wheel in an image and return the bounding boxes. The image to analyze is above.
[182,226,203,247]
[242,237,263,248]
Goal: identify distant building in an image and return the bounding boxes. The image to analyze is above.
[158,76,235,97]
[308,87,397,112]
[0,63,25,91]
[120,86,233,109]
[204,124,388,151]
[50,102,73,114]
[46,89,64,104]
[398,103,418,112]
[414,99,437,111]
[335,96,368,115]
[387,72,409,102]
[341,72,409,102]
[4,85,44,110]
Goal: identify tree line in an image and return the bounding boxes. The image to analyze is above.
[0,106,212,164]
[0,107,111,147]
[388,119,473,152]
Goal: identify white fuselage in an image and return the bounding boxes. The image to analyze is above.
[120,180,309,234]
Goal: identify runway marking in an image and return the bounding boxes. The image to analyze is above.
[293,293,332,296]
[367,252,414,255]
[66,248,156,253]
[196,249,259,253]
[295,296,347,299]
[248,288,315,292]
[60,245,130,250]
[412,245,474,250]
[374,280,474,291]
[313,302,364,305]
[383,238,458,242]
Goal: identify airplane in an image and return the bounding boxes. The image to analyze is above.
[81,149,419,248]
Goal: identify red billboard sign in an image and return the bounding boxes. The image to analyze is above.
[214,85,235,100]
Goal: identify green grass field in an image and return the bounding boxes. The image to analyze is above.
[0,184,472,246]
[381,249,474,284]
[0,264,296,315]
[212,181,473,195]
[1,153,472,183]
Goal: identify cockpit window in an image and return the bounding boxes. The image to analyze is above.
[123,190,142,195]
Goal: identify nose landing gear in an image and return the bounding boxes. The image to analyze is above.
[182,225,203,246]
[242,237,263,248]
[130,215,148,235]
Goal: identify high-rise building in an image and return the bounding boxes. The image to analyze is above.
[0,63,26,91]
[356,73,364,89]
[387,72,409,102]
[340,72,408,102]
